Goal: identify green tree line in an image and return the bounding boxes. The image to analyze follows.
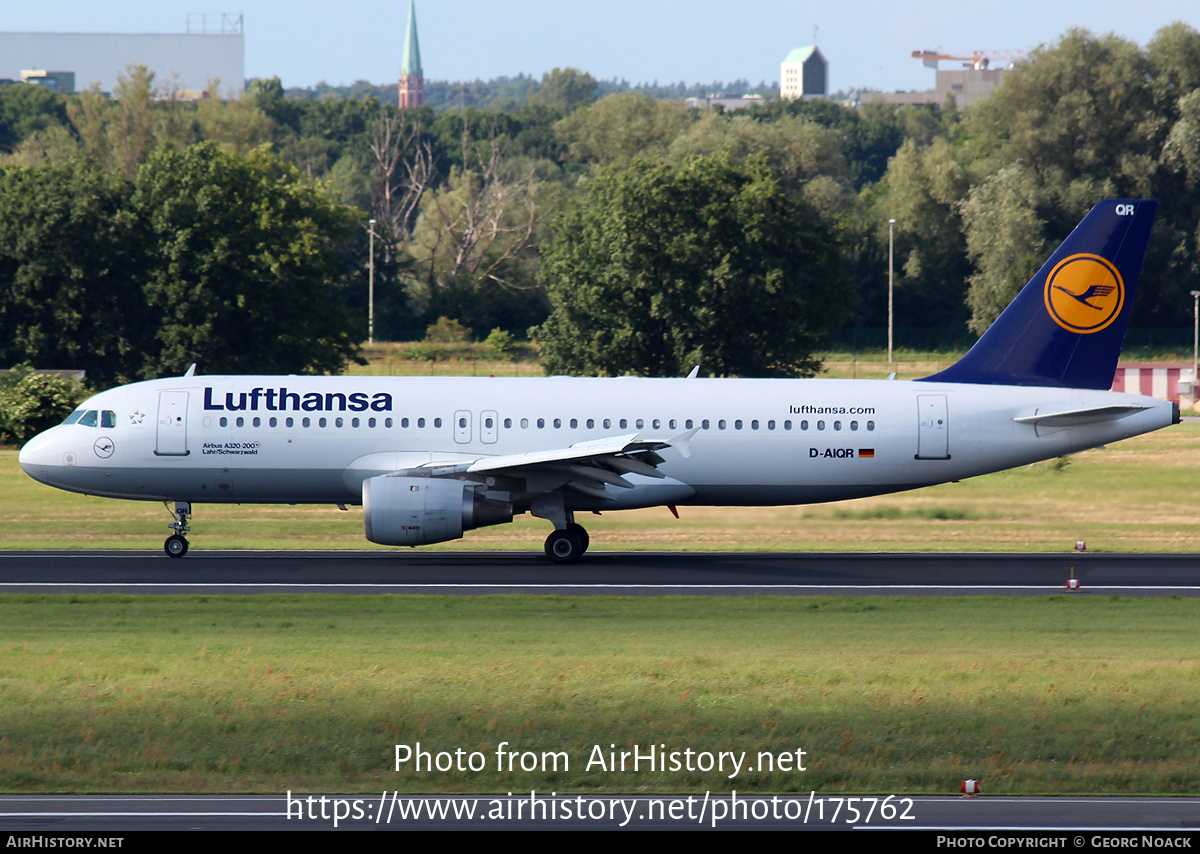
[0,140,360,387]
[2,26,1199,386]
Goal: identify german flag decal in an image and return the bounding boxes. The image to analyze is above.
[859,449,875,458]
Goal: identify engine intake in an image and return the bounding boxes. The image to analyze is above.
[362,475,513,546]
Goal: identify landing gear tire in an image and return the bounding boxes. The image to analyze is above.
[164,535,189,558]
[545,528,585,564]
[566,523,590,554]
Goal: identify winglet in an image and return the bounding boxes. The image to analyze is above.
[919,200,1157,389]
[665,426,701,459]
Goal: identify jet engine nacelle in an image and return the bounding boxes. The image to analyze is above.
[362,475,513,546]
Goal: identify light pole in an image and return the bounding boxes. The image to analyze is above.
[1191,290,1200,407]
[888,218,896,363]
[368,218,377,346]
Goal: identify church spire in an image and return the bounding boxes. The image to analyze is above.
[399,0,424,107]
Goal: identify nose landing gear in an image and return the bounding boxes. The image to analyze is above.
[163,501,191,558]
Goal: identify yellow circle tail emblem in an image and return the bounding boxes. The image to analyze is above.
[1043,253,1125,334]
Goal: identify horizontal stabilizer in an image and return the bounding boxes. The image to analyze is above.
[1013,405,1151,428]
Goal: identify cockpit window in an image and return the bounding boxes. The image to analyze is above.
[64,409,116,428]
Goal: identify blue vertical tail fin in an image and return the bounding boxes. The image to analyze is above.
[919,199,1157,389]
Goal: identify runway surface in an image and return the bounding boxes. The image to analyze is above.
[1,549,1199,595]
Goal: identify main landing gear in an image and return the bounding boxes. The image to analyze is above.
[164,501,191,558]
[544,522,590,564]
[533,495,591,564]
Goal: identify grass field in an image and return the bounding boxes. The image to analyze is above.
[2,594,1199,794]
[346,342,1197,383]
[345,343,973,381]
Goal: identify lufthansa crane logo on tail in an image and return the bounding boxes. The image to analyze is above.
[1043,253,1125,334]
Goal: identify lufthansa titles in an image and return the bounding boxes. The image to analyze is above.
[204,387,393,413]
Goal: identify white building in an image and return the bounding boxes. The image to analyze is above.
[0,23,244,96]
[780,45,827,100]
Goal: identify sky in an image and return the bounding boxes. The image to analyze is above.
[6,1,1198,93]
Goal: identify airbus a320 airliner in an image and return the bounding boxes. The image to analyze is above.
[19,200,1178,562]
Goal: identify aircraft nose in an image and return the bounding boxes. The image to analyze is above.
[18,427,62,482]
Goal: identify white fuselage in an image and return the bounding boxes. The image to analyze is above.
[17,375,1176,510]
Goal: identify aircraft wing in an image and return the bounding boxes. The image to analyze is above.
[463,434,666,476]
[403,429,698,502]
